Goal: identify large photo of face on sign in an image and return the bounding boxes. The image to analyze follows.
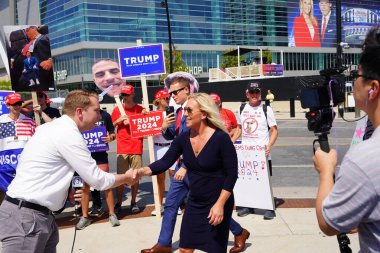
[3,25,55,92]
[92,58,126,99]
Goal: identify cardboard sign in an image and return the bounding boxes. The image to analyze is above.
[129,111,164,138]
[0,91,14,116]
[233,144,275,210]
[118,44,166,78]
[81,126,109,153]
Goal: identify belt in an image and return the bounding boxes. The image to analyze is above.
[154,143,171,147]
[5,195,52,215]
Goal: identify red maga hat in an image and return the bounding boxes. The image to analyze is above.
[154,89,170,100]
[209,93,221,105]
[5,93,23,105]
[121,84,134,95]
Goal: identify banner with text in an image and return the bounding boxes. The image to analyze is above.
[0,90,14,116]
[81,126,109,153]
[118,43,166,78]
[0,147,23,192]
[233,144,275,210]
[129,111,164,138]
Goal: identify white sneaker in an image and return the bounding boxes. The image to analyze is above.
[28,79,36,86]
[36,79,40,85]
[151,206,164,216]
[177,208,182,215]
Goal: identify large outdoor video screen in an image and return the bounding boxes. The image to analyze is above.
[288,0,380,48]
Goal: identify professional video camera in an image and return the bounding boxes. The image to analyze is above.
[297,68,346,152]
[297,69,353,253]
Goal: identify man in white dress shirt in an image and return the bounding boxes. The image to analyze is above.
[0,90,138,253]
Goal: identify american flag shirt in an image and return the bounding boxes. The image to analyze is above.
[0,113,36,191]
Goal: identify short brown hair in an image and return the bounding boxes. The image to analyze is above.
[171,77,190,89]
[62,90,98,116]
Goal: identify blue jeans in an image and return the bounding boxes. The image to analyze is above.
[158,164,190,247]
[230,217,243,236]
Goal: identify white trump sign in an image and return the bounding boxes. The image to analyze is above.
[233,144,275,210]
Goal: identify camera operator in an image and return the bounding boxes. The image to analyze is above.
[313,27,380,252]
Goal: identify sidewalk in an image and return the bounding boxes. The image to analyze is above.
[57,207,360,253]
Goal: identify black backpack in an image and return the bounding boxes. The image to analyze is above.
[240,102,270,130]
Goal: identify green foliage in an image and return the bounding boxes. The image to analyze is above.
[221,49,239,68]
[262,50,273,64]
[160,45,188,83]
[0,80,11,90]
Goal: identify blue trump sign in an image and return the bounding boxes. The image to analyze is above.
[81,126,109,153]
[118,44,166,78]
[0,91,14,116]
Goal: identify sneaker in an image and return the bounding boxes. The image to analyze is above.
[76,217,91,230]
[114,203,121,215]
[73,206,82,217]
[263,210,276,220]
[237,207,252,217]
[89,206,104,217]
[177,207,182,215]
[109,214,120,227]
[151,206,164,216]
[28,79,36,86]
[131,202,140,214]
[36,78,40,85]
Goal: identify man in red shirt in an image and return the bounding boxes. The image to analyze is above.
[111,84,144,214]
[210,93,241,143]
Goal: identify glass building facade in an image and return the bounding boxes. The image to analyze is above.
[34,0,380,88]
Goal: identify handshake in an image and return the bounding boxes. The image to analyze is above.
[123,167,153,186]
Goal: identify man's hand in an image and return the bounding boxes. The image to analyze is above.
[101,134,115,143]
[265,146,271,157]
[124,169,140,186]
[208,202,224,226]
[115,115,129,125]
[69,188,83,204]
[33,105,42,113]
[173,167,187,181]
[161,113,176,131]
[313,148,337,176]
[40,59,53,71]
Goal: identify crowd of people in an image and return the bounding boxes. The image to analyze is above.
[0,26,379,253]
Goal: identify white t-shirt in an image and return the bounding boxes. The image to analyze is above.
[238,103,277,146]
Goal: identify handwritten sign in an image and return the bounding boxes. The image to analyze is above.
[81,126,109,153]
[233,144,275,210]
[129,111,164,138]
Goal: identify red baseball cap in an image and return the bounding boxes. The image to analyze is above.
[154,89,170,100]
[5,93,23,105]
[36,90,48,98]
[209,93,221,105]
[121,84,134,95]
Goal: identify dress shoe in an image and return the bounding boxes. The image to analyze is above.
[230,228,250,253]
[141,243,173,253]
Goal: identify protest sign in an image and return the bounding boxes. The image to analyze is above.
[0,91,14,116]
[129,111,164,138]
[233,144,275,210]
[118,43,165,78]
[81,126,109,153]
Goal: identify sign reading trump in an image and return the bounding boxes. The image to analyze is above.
[129,111,164,138]
[233,144,275,210]
[118,44,166,78]
[81,126,109,153]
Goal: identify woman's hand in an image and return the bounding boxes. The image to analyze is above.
[173,167,187,181]
[132,167,152,179]
[208,203,224,226]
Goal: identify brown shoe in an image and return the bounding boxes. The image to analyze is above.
[230,228,250,253]
[141,243,173,253]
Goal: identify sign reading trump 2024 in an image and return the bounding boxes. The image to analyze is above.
[118,44,166,78]
[233,144,275,211]
[129,111,164,138]
[81,126,109,153]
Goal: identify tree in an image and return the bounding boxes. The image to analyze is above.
[262,50,273,64]
[160,45,188,83]
[220,49,247,68]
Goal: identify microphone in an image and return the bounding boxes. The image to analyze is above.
[72,176,83,215]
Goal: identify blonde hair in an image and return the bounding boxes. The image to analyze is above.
[62,90,98,116]
[300,0,317,26]
[188,93,228,134]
